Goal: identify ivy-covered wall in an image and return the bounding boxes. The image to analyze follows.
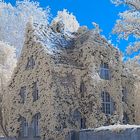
[7,21,136,140]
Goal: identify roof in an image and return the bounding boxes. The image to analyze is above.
[32,22,118,53]
[28,22,120,67]
[80,124,140,132]
[33,23,75,51]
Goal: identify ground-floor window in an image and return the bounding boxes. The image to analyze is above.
[32,113,41,137]
[101,91,114,115]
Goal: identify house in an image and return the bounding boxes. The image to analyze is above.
[7,20,137,140]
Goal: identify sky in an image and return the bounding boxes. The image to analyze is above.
[5,0,128,52]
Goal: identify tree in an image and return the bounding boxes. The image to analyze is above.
[51,9,80,34]
[0,0,50,135]
[0,41,17,136]
[0,0,50,55]
[111,0,140,59]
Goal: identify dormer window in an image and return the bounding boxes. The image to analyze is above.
[26,55,35,69]
[19,86,26,103]
[100,62,110,80]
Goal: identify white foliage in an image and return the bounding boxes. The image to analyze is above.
[113,11,140,39]
[0,0,49,55]
[111,0,140,10]
[92,22,102,34]
[0,41,17,84]
[112,0,140,59]
[0,42,17,137]
[51,9,80,34]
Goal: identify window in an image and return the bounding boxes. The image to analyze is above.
[26,55,35,69]
[32,82,39,102]
[122,87,127,102]
[73,109,81,121]
[19,86,26,103]
[80,81,86,98]
[80,118,86,129]
[73,109,86,129]
[123,112,129,124]
[20,117,28,137]
[101,91,113,115]
[32,113,41,137]
[100,62,110,80]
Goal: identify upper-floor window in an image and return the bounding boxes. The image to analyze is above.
[80,81,86,98]
[100,62,110,80]
[32,82,39,102]
[122,87,127,103]
[101,91,114,115]
[19,117,28,137]
[32,113,41,137]
[19,86,26,103]
[26,55,35,69]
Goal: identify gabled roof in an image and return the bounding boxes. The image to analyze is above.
[25,21,120,67]
[31,22,117,52]
[33,23,75,52]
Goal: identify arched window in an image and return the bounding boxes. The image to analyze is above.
[19,117,28,137]
[100,62,110,80]
[101,91,114,115]
[32,113,41,137]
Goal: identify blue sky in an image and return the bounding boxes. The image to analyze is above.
[6,0,128,52]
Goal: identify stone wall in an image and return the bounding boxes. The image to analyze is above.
[66,126,140,140]
[0,138,16,140]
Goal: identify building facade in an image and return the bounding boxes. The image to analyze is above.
[6,21,138,140]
